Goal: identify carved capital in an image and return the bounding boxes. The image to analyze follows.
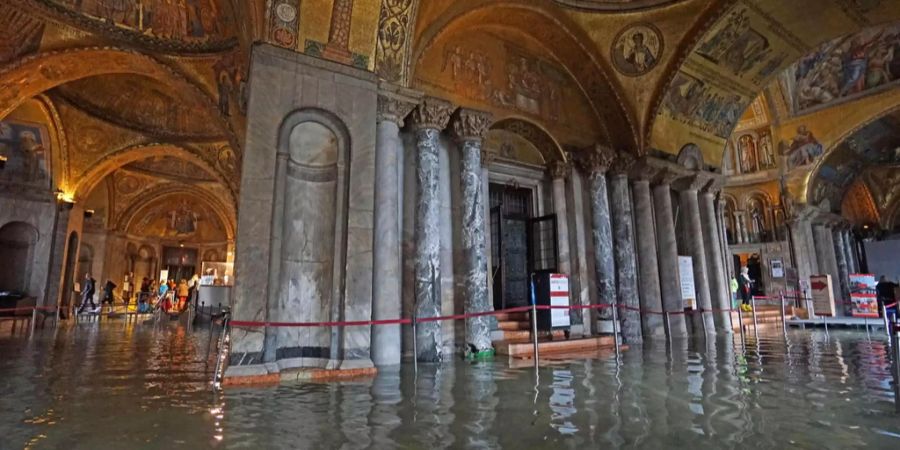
[701,175,726,196]
[409,96,455,131]
[652,168,684,186]
[577,145,615,176]
[377,94,418,126]
[610,152,636,176]
[675,173,712,192]
[450,108,493,142]
[629,159,657,182]
[549,160,570,180]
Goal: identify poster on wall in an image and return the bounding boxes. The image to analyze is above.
[810,275,835,317]
[159,270,169,284]
[849,273,878,318]
[771,259,784,278]
[678,256,696,310]
[549,274,571,328]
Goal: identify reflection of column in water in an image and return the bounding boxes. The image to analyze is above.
[716,337,751,443]
[338,382,374,448]
[581,359,600,445]
[641,343,670,447]
[665,341,694,443]
[618,348,651,446]
[409,364,455,448]
[450,363,497,448]
[369,368,401,448]
[698,343,718,440]
[548,369,578,435]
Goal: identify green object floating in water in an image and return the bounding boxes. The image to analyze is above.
[466,348,495,360]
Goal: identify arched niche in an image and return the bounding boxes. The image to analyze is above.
[0,221,39,293]
[269,109,351,365]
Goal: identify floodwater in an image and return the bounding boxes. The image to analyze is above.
[1,321,899,449]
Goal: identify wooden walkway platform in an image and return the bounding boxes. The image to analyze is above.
[788,317,888,329]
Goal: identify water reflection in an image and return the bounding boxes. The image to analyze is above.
[1,324,899,449]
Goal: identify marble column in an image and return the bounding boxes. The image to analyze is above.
[582,149,616,325]
[716,198,733,300]
[653,171,688,338]
[678,176,715,335]
[700,185,730,332]
[609,154,641,343]
[846,230,860,274]
[842,230,857,275]
[372,90,417,367]
[812,223,842,312]
[802,218,819,275]
[409,97,455,362]
[450,108,494,356]
[631,169,664,338]
[550,161,572,276]
[788,215,814,289]
[481,150,496,317]
[832,227,851,305]
[568,166,596,335]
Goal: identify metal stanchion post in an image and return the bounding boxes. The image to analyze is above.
[751,296,759,342]
[664,311,671,345]
[610,303,620,359]
[883,306,892,341]
[30,308,37,337]
[700,310,708,336]
[779,293,787,338]
[892,323,900,413]
[531,301,540,366]
[864,315,870,339]
[411,309,418,374]
[823,314,829,337]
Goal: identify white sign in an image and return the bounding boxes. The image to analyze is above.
[549,274,570,328]
[810,274,835,317]
[159,270,169,284]
[678,256,696,310]
[771,259,784,278]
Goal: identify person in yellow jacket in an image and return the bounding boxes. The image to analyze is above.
[730,276,739,309]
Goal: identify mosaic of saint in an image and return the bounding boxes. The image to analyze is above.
[54,0,231,41]
[0,120,51,189]
[728,126,776,174]
[611,23,662,76]
[785,23,900,114]
[781,125,824,171]
[660,72,743,138]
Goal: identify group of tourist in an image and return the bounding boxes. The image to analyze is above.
[138,275,200,314]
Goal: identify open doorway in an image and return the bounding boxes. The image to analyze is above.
[489,183,558,310]
[733,252,765,296]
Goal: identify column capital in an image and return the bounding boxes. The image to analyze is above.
[450,108,493,143]
[376,81,422,126]
[610,152,636,177]
[409,96,455,131]
[700,174,726,196]
[674,173,713,192]
[576,145,615,177]
[651,168,685,187]
[549,160,570,180]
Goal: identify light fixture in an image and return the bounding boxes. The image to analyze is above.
[0,155,7,170]
[84,209,95,218]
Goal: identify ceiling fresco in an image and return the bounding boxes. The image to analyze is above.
[32,0,238,51]
[53,74,224,140]
[808,111,900,214]
[779,22,900,116]
[124,155,217,182]
[553,0,686,11]
[123,191,229,242]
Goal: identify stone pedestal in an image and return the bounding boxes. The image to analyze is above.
[700,188,730,332]
[679,181,715,335]
[609,156,641,343]
[632,176,664,338]
[371,90,417,367]
[451,108,493,355]
[653,173,688,338]
[410,97,454,362]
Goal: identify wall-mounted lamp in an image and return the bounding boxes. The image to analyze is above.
[84,209,95,218]
[0,155,7,170]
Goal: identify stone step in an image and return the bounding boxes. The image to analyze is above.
[496,336,617,358]
[493,311,530,322]
[497,320,531,331]
[491,328,567,343]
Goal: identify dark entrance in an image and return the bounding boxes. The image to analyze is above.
[489,183,558,310]
[733,252,765,296]
[162,246,198,282]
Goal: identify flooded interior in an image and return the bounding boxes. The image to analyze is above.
[2,323,898,449]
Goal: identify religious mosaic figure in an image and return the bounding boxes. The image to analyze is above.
[611,23,662,76]
[783,125,824,169]
[166,201,199,236]
[0,121,49,187]
[738,134,758,173]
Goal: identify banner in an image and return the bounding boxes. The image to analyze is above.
[678,256,696,310]
[849,273,878,318]
[810,275,835,317]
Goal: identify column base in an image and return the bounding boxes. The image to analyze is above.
[222,360,378,387]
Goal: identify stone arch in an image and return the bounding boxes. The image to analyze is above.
[411,0,636,152]
[804,101,900,205]
[0,221,39,292]
[72,143,235,206]
[115,184,236,241]
[489,117,567,164]
[0,47,234,141]
[267,107,353,364]
[676,143,704,170]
